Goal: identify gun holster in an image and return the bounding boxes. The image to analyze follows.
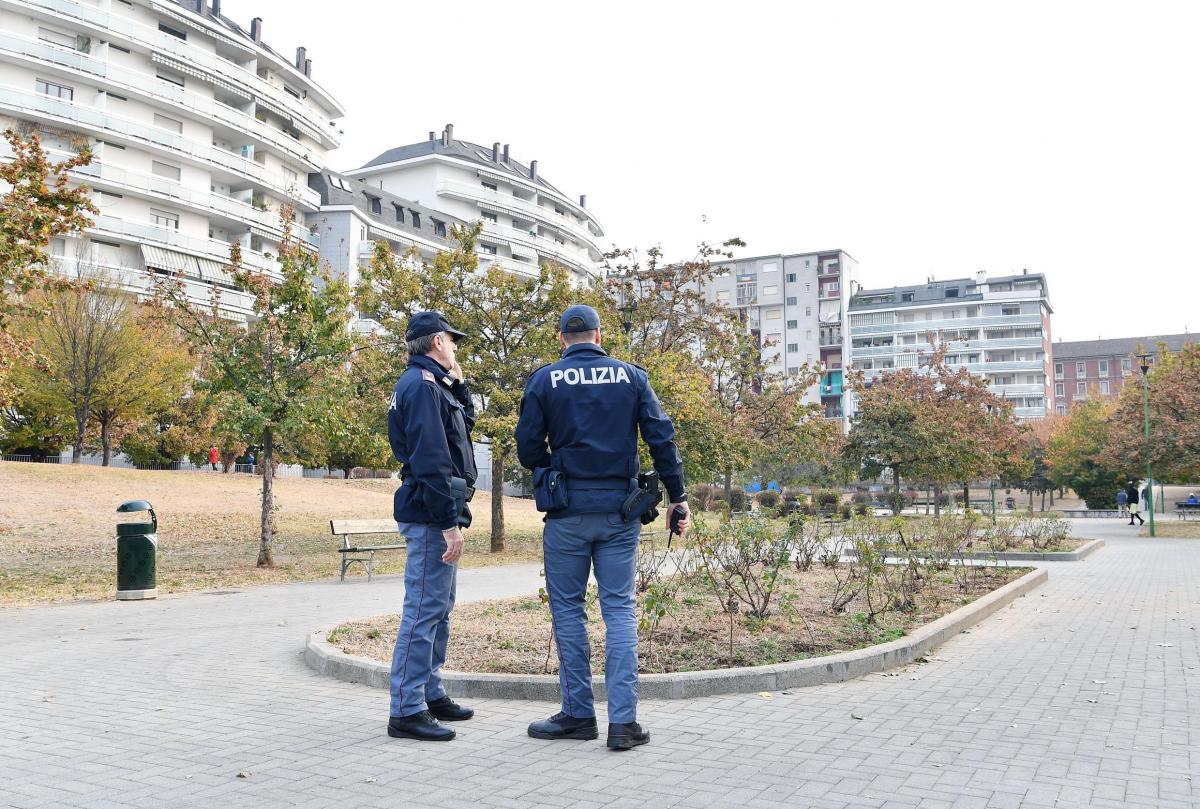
[449,476,474,521]
[621,472,662,525]
[532,468,569,513]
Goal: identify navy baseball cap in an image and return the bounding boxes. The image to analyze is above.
[404,311,467,342]
[559,304,601,333]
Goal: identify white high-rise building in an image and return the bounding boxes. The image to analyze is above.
[345,125,605,283]
[0,0,345,319]
[703,250,859,429]
[846,271,1054,419]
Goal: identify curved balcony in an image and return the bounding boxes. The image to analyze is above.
[90,214,278,276]
[48,254,254,315]
[481,221,592,276]
[849,313,1041,336]
[5,0,340,149]
[0,86,320,208]
[438,180,602,260]
[0,31,320,172]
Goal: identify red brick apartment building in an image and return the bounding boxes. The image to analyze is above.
[1051,332,1198,415]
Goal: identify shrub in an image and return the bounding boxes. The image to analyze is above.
[851,491,872,505]
[854,502,870,517]
[815,489,841,511]
[839,503,853,520]
[727,488,748,512]
[688,483,722,512]
[756,490,782,510]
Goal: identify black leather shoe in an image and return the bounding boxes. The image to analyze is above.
[607,721,649,751]
[427,696,474,721]
[527,711,598,740]
[387,710,455,741]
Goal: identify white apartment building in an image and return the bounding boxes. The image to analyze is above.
[703,251,858,428]
[0,0,345,319]
[345,125,605,283]
[846,271,1053,419]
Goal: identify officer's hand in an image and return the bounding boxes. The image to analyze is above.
[669,501,691,536]
[449,360,464,383]
[441,528,465,563]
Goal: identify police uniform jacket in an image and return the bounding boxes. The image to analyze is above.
[515,342,685,518]
[388,354,478,530]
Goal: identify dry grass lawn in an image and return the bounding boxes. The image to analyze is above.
[0,462,545,606]
[1140,521,1200,539]
[332,564,1028,674]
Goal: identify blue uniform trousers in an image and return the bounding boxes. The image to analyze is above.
[389,522,456,717]
[543,512,641,724]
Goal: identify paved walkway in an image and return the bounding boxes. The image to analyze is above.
[1,521,1197,809]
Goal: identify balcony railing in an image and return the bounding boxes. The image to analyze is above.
[91,214,278,275]
[989,383,1046,397]
[849,312,1040,336]
[438,180,601,259]
[10,0,340,148]
[0,86,320,208]
[48,254,254,315]
[481,221,591,275]
[0,31,320,173]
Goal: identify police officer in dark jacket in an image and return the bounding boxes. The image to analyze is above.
[515,304,690,751]
[385,311,478,742]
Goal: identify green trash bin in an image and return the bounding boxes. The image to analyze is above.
[116,499,157,601]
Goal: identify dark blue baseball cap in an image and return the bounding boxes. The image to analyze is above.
[560,304,601,333]
[404,311,467,342]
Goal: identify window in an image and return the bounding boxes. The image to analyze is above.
[151,160,181,181]
[1056,404,1066,416]
[786,319,797,329]
[787,273,796,282]
[1099,380,1110,395]
[392,204,405,222]
[942,309,960,320]
[1076,381,1086,397]
[480,243,497,255]
[35,78,73,100]
[1054,362,1063,379]
[945,288,959,298]
[150,209,179,229]
[901,292,915,302]
[38,27,76,48]
[826,282,840,293]
[283,167,298,184]
[1098,360,1109,377]
[1075,361,1086,378]
[805,330,812,340]
[481,211,497,223]
[786,296,797,306]
[156,69,184,87]
[153,113,182,133]
[432,219,447,238]
[715,290,730,304]
[107,92,127,101]
[110,43,131,54]
[735,282,756,306]
[1122,357,1132,375]
[1002,305,1020,316]
[410,211,421,228]
[787,343,798,353]
[284,85,301,99]
[481,182,497,191]
[158,22,186,40]
[367,196,381,216]
[1055,382,1064,398]
[805,306,811,316]
[762,285,778,296]
[762,262,778,273]
[764,307,782,320]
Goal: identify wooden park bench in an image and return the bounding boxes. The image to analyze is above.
[1175,502,1200,520]
[330,519,406,582]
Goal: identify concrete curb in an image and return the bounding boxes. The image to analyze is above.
[845,538,1105,563]
[305,567,1048,701]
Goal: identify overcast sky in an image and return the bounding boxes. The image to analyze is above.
[244,0,1199,343]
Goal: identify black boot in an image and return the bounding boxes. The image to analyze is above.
[607,721,650,751]
[527,712,598,740]
[427,696,474,721]
[387,710,455,741]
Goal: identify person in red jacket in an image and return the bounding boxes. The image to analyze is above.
[207,445,219,472]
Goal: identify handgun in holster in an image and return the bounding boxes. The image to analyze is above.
[450,476,474,522]
[620,471,662,525]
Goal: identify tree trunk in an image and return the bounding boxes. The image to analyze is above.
[723,468,733,505]
[933,484,942,519]
[1048,488,1054,506]
[490,449,505,553]
[71,410,85,463]
[925,485,931,516]
[257,427,275,568]
[1028,489,1034,512]
[962,483,970,513]
[1041,489,1047,511]
[101,419,112,466]
[892,466,902,516]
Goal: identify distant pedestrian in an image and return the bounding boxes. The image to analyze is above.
[1188,493,1199,505]
[245,450,255,473]
[1126,483,1145,526]
[1116,488,1128,518]
[208,445,219,472]
[1142,483,1153,517]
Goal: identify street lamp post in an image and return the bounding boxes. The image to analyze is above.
[987,402,996,525]
[1136,352,1155,538]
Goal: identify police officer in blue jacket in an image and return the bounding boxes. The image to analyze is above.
[515,304,690,750]
[385,311,477,742]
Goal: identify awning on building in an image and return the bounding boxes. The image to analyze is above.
[151,52,251,102]
[150,2,254,55]
[140,244,201,280]
[195,256,236,287]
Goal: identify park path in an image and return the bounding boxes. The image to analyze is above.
[1,521,1198,809]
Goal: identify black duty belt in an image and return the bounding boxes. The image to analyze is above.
[568,477,630,491]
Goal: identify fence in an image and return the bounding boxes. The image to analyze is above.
[0,454,395,480]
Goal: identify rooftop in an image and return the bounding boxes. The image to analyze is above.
[849,272,1050,311]
[308,171,461,246]
[1053,332,1198,360]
